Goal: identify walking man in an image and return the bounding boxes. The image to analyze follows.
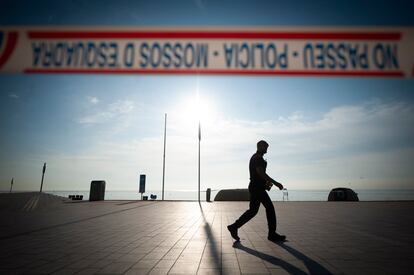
[227,140,286,242]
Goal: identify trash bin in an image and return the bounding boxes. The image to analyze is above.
[89,180,106,201]
[206,188,211,202]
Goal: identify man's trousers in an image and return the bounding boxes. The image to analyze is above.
[233,190,276,234]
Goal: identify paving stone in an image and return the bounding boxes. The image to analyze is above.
[197,268,221,275]
[51,268,81,275]
[169,262,199,274]
[124,268,152,275]
[30,261,71,274]
[132,259,159,269]
[148,268,170,275]
[154,259,176,269]
[96,261,135,274]
[239,265,270,274]
[268,268,291,275]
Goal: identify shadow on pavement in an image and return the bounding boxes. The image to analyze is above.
[273,241,332,275]
[198,202,221,269]
[0,201,158,241]
[233,242,308,274]
[197,202,333,274]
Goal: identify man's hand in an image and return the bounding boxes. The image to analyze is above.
[265,181,273,191]
[275,182,284,190]
[257,166,284,191]
[266,181,284,191]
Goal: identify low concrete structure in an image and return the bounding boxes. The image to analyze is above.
[328,187,359,201]
[214,189,250,201]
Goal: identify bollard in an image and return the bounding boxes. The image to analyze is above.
[206,188,211,202]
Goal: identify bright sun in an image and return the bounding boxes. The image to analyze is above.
[175,93,217,130]
[187,94,211,122]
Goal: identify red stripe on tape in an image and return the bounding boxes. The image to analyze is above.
[0,32,18,69]
[24,69,404,77]
[27,31,401,40]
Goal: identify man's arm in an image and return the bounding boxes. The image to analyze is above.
[256,166,284,190]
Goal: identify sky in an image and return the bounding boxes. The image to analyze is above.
[1,0,414,195]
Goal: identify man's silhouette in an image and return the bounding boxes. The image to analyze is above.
[227,140,286,242]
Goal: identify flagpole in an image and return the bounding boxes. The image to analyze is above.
[198,120,201,202]
[162,113,167,201]
[40,162,46,193]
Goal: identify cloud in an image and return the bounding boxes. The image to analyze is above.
[9,100,414,192]
[87,96,99,104]
[195,100,414,161]
[78,100,134,124]
[108,100,134,114]
[161,99,414,189]
[8,93,19,99]
[12,99,413,192]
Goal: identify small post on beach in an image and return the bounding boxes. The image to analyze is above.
[198,120,201,202]
[40,162,46,193]
[10,177,14,193]
[162,113,167,201]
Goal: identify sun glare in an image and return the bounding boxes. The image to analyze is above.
[174,93,217,131]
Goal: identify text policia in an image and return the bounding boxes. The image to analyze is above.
[31,40,400,71]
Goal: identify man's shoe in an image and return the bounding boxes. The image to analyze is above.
[227,224,240,241]
[268,233,286,242]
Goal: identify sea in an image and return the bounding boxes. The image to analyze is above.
[43,189,414,201]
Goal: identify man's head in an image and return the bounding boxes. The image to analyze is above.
[257,140,269,154]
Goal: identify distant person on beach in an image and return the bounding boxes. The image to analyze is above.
[227,140,286,242]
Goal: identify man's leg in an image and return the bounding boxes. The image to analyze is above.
[228,192,260,241]
[260,191,286,241]
[259,191,276,234]
[233,192,261,228]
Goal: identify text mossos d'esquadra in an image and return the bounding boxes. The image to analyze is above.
[31,41,400,70]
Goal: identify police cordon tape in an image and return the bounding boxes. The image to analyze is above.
[0,27,413,77]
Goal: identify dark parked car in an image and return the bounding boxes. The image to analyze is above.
[328,187,359,201]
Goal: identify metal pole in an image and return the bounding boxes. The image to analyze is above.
[162,113,167,201]
[40,162,46,193]
[198,121,201,202]
[10,177,13,193]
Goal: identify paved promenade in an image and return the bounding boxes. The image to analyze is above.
[0,193,413,274]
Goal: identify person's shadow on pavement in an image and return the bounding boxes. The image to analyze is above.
[233,241,332,275]
[275,241,333,274]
